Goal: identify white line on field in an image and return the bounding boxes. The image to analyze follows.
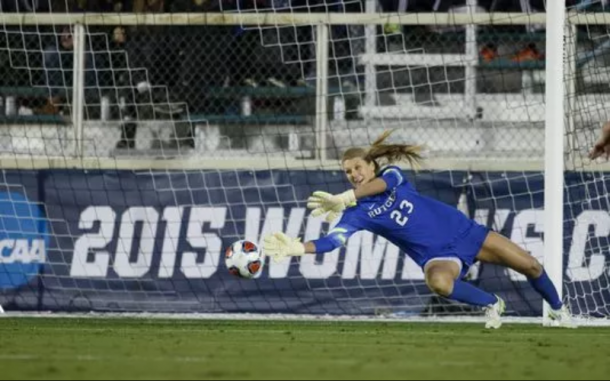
[0,354,210,363]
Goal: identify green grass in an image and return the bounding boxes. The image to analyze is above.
[0,318,609,380]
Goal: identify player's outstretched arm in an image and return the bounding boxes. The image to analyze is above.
[263,223,357,262]
[307,178,389,222]
[263,232,316,262]
[354,177,389,199]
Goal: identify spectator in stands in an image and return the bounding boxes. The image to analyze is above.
[0,0,58,91]
[107,26,153,149]
[41,25,98,117]
[130,0,184,116]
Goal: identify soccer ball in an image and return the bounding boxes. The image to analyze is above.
[225,240,265,279]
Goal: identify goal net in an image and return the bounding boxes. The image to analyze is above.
[0,2,608,322]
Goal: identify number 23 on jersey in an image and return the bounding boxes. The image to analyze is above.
[390,199,414,226]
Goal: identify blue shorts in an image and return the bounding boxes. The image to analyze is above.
[423,220,491,279]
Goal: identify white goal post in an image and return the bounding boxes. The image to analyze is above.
[544,0,566,327]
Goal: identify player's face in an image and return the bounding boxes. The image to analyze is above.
[342,157,376,189]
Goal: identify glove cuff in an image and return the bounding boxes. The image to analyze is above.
[339,189,357,205]
[292,241,307,256]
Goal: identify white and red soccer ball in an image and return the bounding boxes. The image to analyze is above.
[225,240,265,279]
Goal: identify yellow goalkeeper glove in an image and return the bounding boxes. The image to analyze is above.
[263,232,306,262]
[306,190,356,222]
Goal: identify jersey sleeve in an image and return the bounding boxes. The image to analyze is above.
[310,216,360,253]
[380,165,406,190]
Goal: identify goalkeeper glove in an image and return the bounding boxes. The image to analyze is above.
[306,190,356,222]
[263,232,306,262]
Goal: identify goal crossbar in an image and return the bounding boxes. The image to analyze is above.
[0,12,607,27]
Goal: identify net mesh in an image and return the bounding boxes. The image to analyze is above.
[0,2,607,321]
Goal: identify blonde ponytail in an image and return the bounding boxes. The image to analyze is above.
[341,130,424,172]
[365,130,424,169]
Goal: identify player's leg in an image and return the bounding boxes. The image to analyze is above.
[476,231,575,327]
[424,259,460,297]
[424,258,505,329]
[476,231,561,306]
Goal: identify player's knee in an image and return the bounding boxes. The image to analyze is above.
[524,259,543,279]
[426,273,454,297]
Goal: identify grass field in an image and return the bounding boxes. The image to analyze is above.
[0,318,609,380]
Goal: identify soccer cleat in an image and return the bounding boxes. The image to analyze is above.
[483,295,505,329]
[548,305,578,329]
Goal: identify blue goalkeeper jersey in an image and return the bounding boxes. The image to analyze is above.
[312,166,487,268]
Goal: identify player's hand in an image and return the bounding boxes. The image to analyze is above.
[589,123,610,160]
[263,232,306,262]
[306,190,356,222]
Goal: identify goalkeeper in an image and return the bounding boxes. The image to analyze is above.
[264,130,575,329]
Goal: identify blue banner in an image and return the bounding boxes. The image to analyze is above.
[0,169,608,317]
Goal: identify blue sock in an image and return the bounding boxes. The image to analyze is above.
[448,281,498,307]
[528,270,563,310]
